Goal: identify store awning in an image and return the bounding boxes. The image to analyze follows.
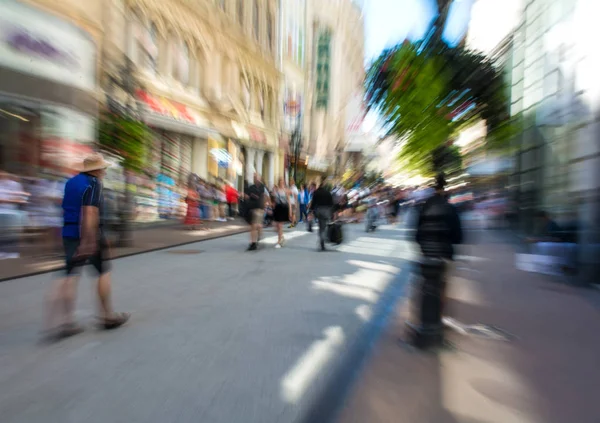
[137,90,216,138]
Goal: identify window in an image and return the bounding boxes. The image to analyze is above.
[172,39,190,85]
[266,13,273,52]
[259,90,265,120]
[238,0,244,25]
[135,15,158,73]
[253,1,260,41]
[315,29,331,109]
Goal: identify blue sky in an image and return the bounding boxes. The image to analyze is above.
[364,0,475,61]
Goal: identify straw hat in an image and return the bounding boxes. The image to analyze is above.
[82,153,110,172]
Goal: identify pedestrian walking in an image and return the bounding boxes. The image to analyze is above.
[415,173,463,316]
[310,180,334,251]
[45,153,129,340]
[245,173,266,251]
[273,178,291,248]
[288,178,298,228]
[225,182,239,220]
[0,171,28,259]
[299,184,308,223]
[184,179,201,230]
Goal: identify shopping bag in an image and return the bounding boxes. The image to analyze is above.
[327,221,343,245]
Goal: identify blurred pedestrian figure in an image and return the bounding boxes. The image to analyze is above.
[273,178,290,248]
[310,180,334,251]
[0,171,28,258]
[184,179,201,230]
[225,182,239,220]
[288,178,298,228]
[298,184,309,223]
[245,173,266,251]
[45,154,129,340]
[415,173,463,315]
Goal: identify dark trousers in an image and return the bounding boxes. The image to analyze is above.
[299,204,307,221]
[316,207,332,244]
[228,203,235,217]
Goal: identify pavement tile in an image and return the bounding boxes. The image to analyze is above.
[0,221,248,281]
[338,231,600,423]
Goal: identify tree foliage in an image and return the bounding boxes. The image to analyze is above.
[98,112,150,173]
[365,21,514,176]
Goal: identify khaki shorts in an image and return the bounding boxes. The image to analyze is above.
[249,208,263,225]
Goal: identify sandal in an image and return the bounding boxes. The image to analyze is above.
[96,312,130,330]
[44,322,85,342]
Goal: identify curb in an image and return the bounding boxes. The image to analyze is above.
[0,228,249,283]
[295,263,414,423]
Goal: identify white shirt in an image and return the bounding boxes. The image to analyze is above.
[289,185,298,205]
[0,179,26,211]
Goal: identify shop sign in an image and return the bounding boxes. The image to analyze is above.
[307,157,329,172]
[136,90,200,125]
[248,127,266,144]
[0,0,95,91]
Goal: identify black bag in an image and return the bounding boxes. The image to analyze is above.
[327,221,343,245]
[306,212,313,232]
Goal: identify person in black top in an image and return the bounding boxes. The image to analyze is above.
[309,180,335,251]
[244,173,266,251]
[415,173,463,260]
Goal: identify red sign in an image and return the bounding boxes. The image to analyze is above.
[136,90,197,124]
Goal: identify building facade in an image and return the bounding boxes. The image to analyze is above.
[279,0,308,184]
[304,0,365,179]
[103,0,282,192]
[0,0,283,222]
[0,0,102,176]
[509,0,600,281]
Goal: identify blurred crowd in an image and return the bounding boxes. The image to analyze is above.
[0,171,65,259]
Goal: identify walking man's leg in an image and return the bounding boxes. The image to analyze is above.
[317,208,329,251]
[44,238,83,337]
[91,240,129,328]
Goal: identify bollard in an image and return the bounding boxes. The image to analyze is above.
[405,257,446,350]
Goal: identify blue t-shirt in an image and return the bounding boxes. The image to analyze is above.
[62,173,104,239]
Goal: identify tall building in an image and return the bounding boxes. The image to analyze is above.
[103,0,282,191]
[279,0,308,183]
[509,0,600,281]
[304,0,365,180]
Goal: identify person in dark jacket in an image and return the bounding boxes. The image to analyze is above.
[415,174,463,259]
[309,180,335,251]
[414,173,463,317]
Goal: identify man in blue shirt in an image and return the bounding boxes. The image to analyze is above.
[45,154,129,339]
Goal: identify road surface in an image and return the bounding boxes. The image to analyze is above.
[0,223,417,423]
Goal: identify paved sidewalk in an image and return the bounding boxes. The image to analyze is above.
[338,231,600,423]
[0,220,248,282]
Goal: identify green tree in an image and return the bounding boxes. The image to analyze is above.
[98,111,150,246]
[365,5,514,177]
[99,112,150,172]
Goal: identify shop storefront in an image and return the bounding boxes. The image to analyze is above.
[136,90,214,221]
[0,0,97,176]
